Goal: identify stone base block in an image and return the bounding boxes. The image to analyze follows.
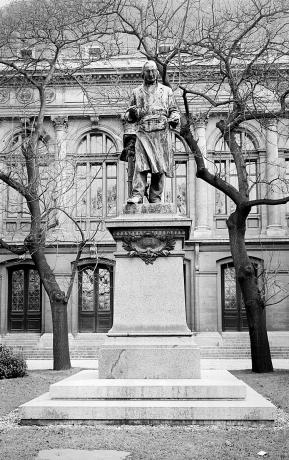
[99,345,201,379]
[19,370,276,424]
[49,370,246,400]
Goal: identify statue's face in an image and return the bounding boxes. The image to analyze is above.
[143,63,158,84]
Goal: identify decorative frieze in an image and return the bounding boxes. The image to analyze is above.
[45,88,56,103]
[17,87,34,104]
[113,228,186,240]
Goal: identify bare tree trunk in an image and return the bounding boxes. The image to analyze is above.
[51,299,71,371]
[27,233,71,370]
[227,209,273,373]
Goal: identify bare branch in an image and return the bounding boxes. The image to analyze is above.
[0,238,27,255]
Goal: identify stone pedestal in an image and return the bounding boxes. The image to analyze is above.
[19,204,276,425]
[101,204,200,379]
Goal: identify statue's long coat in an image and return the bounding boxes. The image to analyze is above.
[126,83,179,178]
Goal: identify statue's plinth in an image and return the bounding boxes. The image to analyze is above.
[100,204,201,379]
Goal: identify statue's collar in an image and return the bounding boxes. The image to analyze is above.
[142,82,158,92]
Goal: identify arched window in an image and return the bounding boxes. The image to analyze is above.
[2,131,50,234]
[163,133,188,215]
[215,131,256,152]
[214,130,259,228]
[78,263,113,333]
[74,131,118,231]
[8,265,42,332]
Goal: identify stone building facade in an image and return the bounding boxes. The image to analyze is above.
[0,55,288,352]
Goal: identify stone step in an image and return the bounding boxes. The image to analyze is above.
[49,370,246,400]
[3,343,288,360]
[19,370,275,424]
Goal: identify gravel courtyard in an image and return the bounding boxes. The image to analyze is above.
[0,369,288,460]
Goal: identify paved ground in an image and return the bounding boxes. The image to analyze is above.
[36,449,131,459]
[26,358,289,370]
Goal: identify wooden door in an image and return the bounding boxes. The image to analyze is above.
[8,267,42,332]
[78,265,113,333]
[222,263,248,331]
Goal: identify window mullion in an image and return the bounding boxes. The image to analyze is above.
[103,162,107,219]
[86,163,90,229]
[87,134,90,155]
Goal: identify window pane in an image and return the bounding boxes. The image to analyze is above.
[90,165,103,217]
[76,165,87,217]
[215,137,228,151]
[6,187,22,217]
[174,136,186,153]
[106,164,117,178]
[241,133,255,151]
[11,270,24,312]
[106,138,116,154]
[107,178,117,216]
[77,138,87,155]
[91,134,103,154]
[286,160,289,216]
[175,162,187,214]
[215,161,227,214]
[81,268,94,312]
[247,160,258,213]
[98,268,111,311]
[164,176,173,203]
[224,267,237,311]
[175,162,186,176]
[28,270,41,312]
[229,162,238,213]
[214,160,226,179]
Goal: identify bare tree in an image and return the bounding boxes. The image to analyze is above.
[113,0,289,372]
[0,0,114,370]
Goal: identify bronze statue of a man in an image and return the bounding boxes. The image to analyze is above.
[124,60,180,204]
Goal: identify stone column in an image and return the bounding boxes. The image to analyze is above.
[52,116,68,160]
[51,116,69,238]
[265,119,284,235]
[193,116,210,235]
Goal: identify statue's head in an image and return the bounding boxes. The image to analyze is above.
[141,60,159,84]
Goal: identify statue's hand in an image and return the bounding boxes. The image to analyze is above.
[168,114,180,128]
[128,106,139,122]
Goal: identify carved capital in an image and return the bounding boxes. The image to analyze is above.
[262,117,278,130]
[51,116,68,131]
[192,112,208,130]
[90,115,100,127]
[20,117,34,131]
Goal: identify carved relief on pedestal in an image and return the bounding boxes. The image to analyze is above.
[113,229,183,264]
[123,231,176,264]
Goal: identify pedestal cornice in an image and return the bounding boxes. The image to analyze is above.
[106,204,192,240]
